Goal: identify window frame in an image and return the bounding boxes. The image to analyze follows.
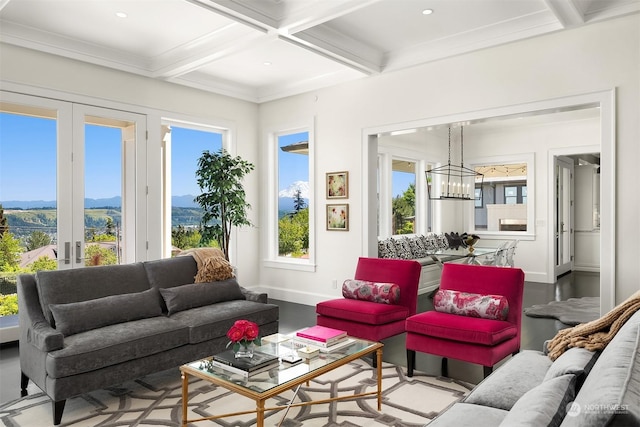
[466,153,535,239]
[264,121,315,272]
[377,146,431,239]
[160,118,230,259]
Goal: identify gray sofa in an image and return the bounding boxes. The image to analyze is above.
[429,309,640,426]
[17,256,279,425]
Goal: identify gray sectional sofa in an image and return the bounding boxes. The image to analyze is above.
[429,309,640,426]
[17,256,279,425]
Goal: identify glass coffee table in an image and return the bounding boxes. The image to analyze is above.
[179,334,383,427]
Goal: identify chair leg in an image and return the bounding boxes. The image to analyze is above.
[20,372,29,397]
[441,357,448,377]
[483,366,493,378]
[53,400,66,425]
[406,350,415,377]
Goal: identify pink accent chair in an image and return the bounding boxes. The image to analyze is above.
[316,257,422,358]
[405,263,525,378]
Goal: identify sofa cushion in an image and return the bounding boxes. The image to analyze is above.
[159,278,245,315]
[168,300,280,344]
[543,347,600,383]
[342,279,401,305]
[49,288,163,336]
[46,316,189,378]
[405,311,517,346]
[499,374,577,427]
[316,298,409,325]
[36,262,150,325]
[428,403,507,427]
[560,311,640,427]
[433,289,509,321]
[464,350,552,411]
[143,256,198,289]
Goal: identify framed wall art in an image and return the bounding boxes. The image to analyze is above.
[326,204,349,231]
[326,171,348,199]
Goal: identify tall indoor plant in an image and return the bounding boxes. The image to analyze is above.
[195,149,255,260]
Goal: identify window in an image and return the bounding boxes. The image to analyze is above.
[162,123,223,257]
[377,147,430,237]
[392,159,416,235]
[469,156,534,234]
[266,125,314,270]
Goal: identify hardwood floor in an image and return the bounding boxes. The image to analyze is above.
[0,271,599,405]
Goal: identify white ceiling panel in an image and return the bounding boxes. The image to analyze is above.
[1,0,638,102]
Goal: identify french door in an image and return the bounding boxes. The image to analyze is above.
[1,91,147,270]
[554,156,574,277]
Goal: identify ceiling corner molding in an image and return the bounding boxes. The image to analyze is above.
[543,0,585,28]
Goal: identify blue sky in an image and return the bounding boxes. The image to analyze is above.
[1,113,408,203]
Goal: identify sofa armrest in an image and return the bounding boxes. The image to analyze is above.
[28,321,64,352]
[240,286,268,304]
[17,274,64,352]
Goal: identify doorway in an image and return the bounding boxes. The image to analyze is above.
[555,156,574,277]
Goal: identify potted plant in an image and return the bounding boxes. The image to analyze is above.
[195,149,255,261]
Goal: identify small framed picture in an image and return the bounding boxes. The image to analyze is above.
[327,204,349,231]
[326,171,348,199]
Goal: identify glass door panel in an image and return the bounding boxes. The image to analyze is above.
[555,156,574,277]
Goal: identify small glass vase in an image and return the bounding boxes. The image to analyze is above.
[234,342,254,359]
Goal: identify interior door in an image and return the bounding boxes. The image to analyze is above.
[555,156,574,277]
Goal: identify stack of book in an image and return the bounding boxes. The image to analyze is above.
[295,325,348,350]
[210,350,279,378]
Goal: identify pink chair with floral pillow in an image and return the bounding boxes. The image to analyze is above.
[316,257,422,362]
[405,263,524,378]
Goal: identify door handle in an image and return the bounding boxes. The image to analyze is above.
[64,242,71,264]
[76,241,82,264]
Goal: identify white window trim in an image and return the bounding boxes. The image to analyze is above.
[377,146,430,239]
[465,152,535,240]
[160,117,231,259]
[263,120,316,272]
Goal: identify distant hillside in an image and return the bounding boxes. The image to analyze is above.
[1,195,200,209]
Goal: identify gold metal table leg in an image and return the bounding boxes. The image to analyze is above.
[181,372,188,426]
[256,398,265,427]
[376,348,383,411]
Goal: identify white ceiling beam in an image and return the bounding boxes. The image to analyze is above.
[543,0,585,28]
[186,0,273,33]
[281,0,384,34]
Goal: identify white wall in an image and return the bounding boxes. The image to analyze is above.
[258,14,639,306]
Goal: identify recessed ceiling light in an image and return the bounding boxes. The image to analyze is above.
[263,61,272,66]
[422,9,434,15]
[115,11,128,18]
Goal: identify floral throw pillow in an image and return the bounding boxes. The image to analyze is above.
[433,289,509,320]
[342,279,401,304]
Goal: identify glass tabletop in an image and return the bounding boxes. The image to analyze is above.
[183,334,381,394]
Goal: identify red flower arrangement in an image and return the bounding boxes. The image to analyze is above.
[226,319,261,352]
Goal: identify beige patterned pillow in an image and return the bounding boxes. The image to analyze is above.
[194,256,233,283]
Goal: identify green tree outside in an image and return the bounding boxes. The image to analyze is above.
[392,183,416,235]
[25,230,52,251]
[29,255,57,272]
[172,226,203,250]
[278,208,309,257]
[0,232,23,271]
[85,244,118,266]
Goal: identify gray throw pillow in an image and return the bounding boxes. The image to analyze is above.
[499,374,577,427]
[464,350,552,411]
[543,347,600,382]
[49,288,163,336]
[159,278,245,315]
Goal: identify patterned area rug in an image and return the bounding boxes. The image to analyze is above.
[524,296,600,325]
[0,359,472,427]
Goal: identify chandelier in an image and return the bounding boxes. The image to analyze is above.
[425,126,484,201]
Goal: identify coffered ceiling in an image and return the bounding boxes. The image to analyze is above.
[1,0,638,103]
